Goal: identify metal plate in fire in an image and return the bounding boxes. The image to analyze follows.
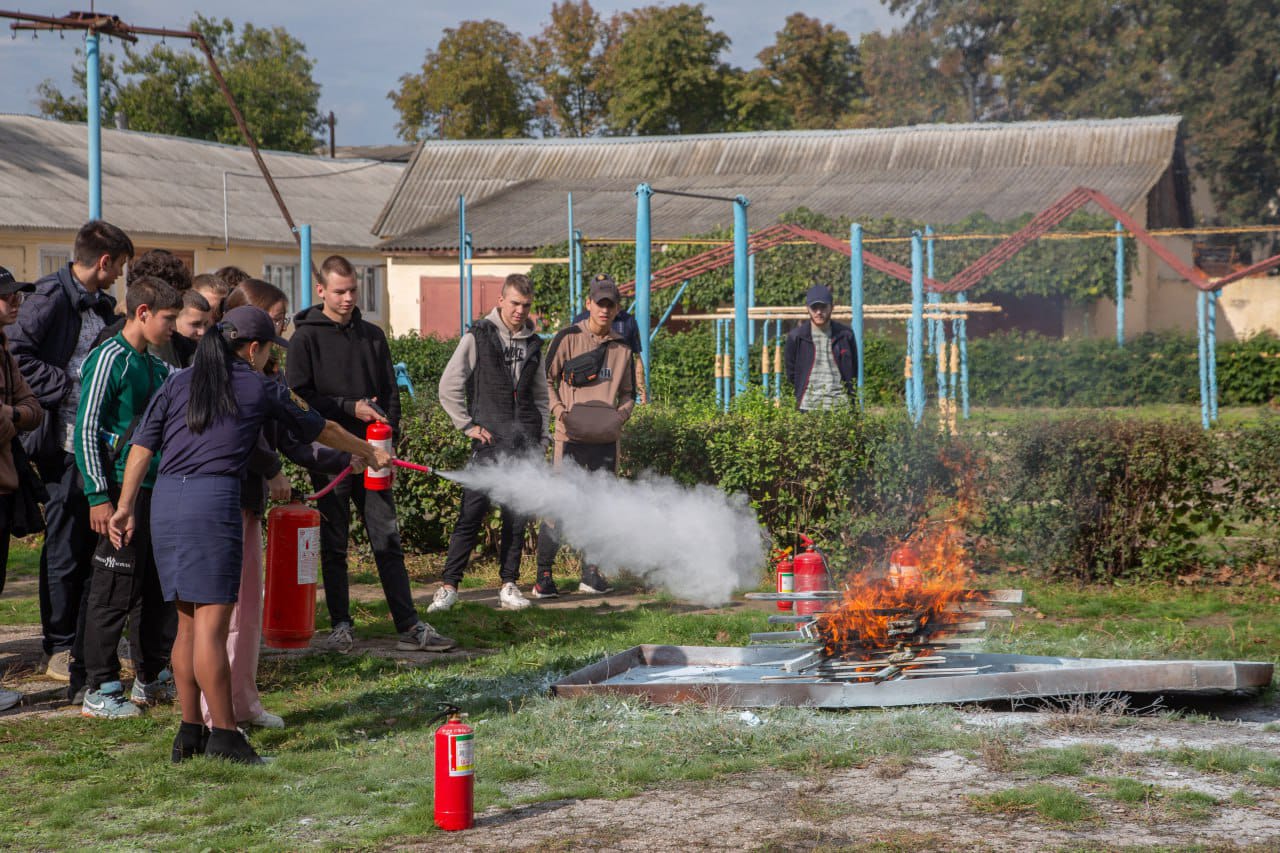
[551,645,1274,709]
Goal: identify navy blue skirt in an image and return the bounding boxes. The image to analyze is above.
[151,474,243,604]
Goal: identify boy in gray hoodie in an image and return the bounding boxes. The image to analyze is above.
[435,274,549,612]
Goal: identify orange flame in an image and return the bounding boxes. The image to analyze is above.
[815,519,976,659]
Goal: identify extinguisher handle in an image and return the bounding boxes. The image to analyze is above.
[428,702,463,727]
[798,533,814,549]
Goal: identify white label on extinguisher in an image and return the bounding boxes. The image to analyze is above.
[297,526,320,585]
[450,732,474,776]
[779,572,794,594]
[367,434,394,483]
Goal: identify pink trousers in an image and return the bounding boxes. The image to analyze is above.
[201,511,265,726]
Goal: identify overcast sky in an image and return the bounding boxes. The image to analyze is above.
[0,2,901,147]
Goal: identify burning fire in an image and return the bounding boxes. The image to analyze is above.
[814,520,978,659]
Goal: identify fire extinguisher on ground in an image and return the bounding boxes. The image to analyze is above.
[793,534,832,617]
[365,420,394,491]
[888,541,922,591]
[773,547,794,611]
[432,703,475,831]
[263,501,321,649]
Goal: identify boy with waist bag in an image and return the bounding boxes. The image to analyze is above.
[534,274,636,597]
[73,277,179,718]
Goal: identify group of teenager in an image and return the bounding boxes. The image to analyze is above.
[0,220,446,764]
[0,219,853,764]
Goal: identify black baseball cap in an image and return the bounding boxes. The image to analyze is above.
[805,284,834,307]
[0,266,36,296]
[589,273,621,305]
[221,305,289,347]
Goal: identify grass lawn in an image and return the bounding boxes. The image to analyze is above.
[2,538,1278,848]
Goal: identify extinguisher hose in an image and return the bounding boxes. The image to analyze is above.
[303,465,353,501]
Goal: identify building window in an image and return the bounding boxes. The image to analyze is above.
[39,246,72,277]
[263,260,301,309]
[355,264,383,317]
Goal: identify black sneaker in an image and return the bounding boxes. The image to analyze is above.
[578,568,612,594]
[205,727,267,765]
[530,579,560,599]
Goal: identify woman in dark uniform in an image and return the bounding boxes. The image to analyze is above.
[109,306,389,764]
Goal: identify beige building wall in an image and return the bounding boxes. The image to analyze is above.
[387,256,539,337]
[1214,275,1280,340]
[0,228,388,328]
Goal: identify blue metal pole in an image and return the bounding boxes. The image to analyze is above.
[1115,220,1125,347]
[651,279,690,343]
[297,224,312,309]
[567,193,576,318]
[748,252,756,346]
[1208,288,1219,422]
[775,318,783,401]
[634,184,653,400]
[714,319,722,410]
[573,229,584,314]
[761,315,770,397]
[458,195,466,336]
[1197,291,1209,430]
[910,232,925,424]
[927,226,945,409]
[850,223,865,410]
[925,226,936,357]
[86,32,102,219]
[733,196,751,397]
[464,232,474,330]
[957,291,970,419]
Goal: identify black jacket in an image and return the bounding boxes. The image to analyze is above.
[7,264,118,461]
[782,320,857,406]
[284,305,401,440]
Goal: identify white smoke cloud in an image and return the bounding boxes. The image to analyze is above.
[441,454,767,606]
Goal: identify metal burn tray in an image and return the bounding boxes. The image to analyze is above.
[551,645,1274,709]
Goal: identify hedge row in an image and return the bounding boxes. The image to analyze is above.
[390,330,1280,411]
[326,376,1280,581]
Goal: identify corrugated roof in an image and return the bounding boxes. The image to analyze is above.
[0,114,403,249]
[375,116,1183,253]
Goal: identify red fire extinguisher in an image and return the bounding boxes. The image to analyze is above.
[364,421,393,491]
[888,541,922,591]
[262,501,320,649]
[432,703,474,831]
[792,534,831,617]
[774,547,794,611]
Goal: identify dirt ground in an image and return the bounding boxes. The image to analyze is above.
[419,712,1280,852]
[5,582,1280,850]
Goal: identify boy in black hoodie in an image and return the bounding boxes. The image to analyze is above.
[285,255,449,654]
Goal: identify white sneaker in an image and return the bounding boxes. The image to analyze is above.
[427,586,458,613]
[241,710,285,729]
[499,582,530,611]
[325,622,355,653]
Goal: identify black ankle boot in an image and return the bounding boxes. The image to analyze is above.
[205,727,265,765]
[171,722,210,763]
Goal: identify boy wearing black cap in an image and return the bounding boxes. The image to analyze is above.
[783,284,857,411]
[536,274,636,596]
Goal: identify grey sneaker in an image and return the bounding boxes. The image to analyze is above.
[499,582,530,610]
[82,681,142,719]
[0,688,20,711]
[578,567,613,594]
[46,650,71,682]
[325,622,355,653]
[397,621,456,652]
[427,586,458,613]
[130,668,175,706]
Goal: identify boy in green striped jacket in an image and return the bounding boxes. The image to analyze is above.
[73,276,180,718]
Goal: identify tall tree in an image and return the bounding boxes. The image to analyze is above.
[390,20,532,141]
[526,1,615,137]
[754,13,863,129]
[596,3,734,135]
[37,15,323,153]
[855,28,968,127]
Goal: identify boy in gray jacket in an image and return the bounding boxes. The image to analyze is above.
[435,274,549,612]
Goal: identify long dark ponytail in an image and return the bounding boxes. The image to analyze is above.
[187,323,242,434]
